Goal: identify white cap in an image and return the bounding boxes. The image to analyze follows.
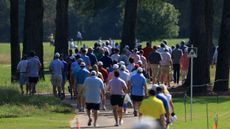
[80,62,86,67]
[151,84,159,91]
[113,64,119,69]
[98,61,103,66]
[137,67,143,73]
[120,65,126,70]
[55,52,60,58]
[137,60,143,65]
[119,61,125,65]
[91,70,97,76]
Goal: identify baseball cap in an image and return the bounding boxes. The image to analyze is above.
[119,61,125,66]
[55,52,60,58]
[91,70,97,76]
[137,60,143,65]
[98,61,103,66]
[113,64,119,69]
[120,65,126,70]
[80,62,86,67]
[137,67,143,73]
[151,84,159,91]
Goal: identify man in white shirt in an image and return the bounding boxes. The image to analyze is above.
[49,52,64,97]
[83,71,105,127]
[160,49,172,86]
[17,55,28,95]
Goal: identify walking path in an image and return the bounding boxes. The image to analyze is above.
[62,98,138,129]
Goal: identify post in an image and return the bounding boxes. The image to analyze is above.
[190,45,194,121]
[184,93,187,122]
[206,103,209,129]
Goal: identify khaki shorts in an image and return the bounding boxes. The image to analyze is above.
[150,64,160,77]
[160,65,170,76]
[51,74,62,87]
[77,84,84,96]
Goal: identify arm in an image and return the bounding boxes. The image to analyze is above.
[160,114,166,129]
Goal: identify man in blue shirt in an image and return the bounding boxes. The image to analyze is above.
[75,62,90,112]
[156,85,170,127]
[130,67,147,117]
[81,49,91,68]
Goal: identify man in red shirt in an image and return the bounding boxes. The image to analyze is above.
[98,61,109,110]
[143,42,153,60]
[143,42,153,79]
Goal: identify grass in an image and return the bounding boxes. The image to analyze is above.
[171,96,230,129]
[0,39,229,129]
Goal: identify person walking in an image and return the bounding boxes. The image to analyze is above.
[27,51,41,94]
[17,55,28,95]
[148,46,162,84]
[82,71,105,127]
[108,70,128,126]
[49,52,64,97]
[130,67,147,117]
[160,49,172,86]
[171,44,183,84]
[139,86,166,129]
[74,62,90,112]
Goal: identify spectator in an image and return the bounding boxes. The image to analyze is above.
[27,51,41,94]
[111,48,120,62]
[160,49,172,86]
[129,48,140,63]
[76,31,83,46]
[142,42,153,61]
[180,49,189,84]
[87,47,98,66]
[108,71,128,126]
[139,87,166,129]
[74,62,90,112]
[60,54,68,98]
[17,55,28,95]
[81,49,91,68]
[130,67,147,117]
[127,57,135,72]
[156,85,170,128]
[148,46,162,84]
[99,51,113,69]
[49,52,64,97]
[171,44,183,84]
[139,50,147,72]
[83,71,105,127]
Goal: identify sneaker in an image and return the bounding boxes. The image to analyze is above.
[119,120,124,125]
[87,118,92,126]
[114,123,119,127]
[102,105,106,111]
[133,111,137,117]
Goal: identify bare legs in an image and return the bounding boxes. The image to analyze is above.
[112,105,123,126]
[87,109,98,127]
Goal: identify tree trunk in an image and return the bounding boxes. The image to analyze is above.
[55,0,69,56]
[10,0,21,82]
[121,0,138,50]
[187,0,212,93]
[214,0,230,91]
[23,0,44,79]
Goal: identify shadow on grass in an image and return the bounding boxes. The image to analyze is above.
[0,87,74,118]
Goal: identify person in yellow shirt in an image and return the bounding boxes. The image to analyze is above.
[139,87,166,129]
